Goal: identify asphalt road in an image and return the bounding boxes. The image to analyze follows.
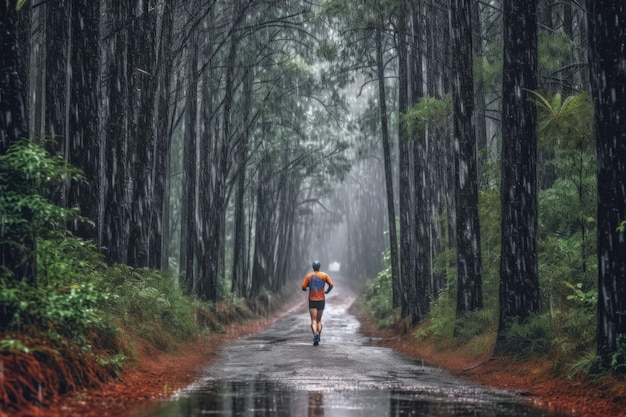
[140,275,567,417]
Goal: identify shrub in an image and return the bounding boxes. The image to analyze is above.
[0,140,85,286]
[499,314,556,357]
[101,266,198,348]
[359,252,399,329]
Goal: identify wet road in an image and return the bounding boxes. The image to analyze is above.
[138,276,568,417]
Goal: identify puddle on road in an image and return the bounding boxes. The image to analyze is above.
[137,380,569,417]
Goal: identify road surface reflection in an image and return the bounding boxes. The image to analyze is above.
[140,380,568,417]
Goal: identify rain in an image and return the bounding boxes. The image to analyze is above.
[1,0,626,416]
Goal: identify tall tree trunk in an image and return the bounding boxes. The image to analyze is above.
[273,146,301,290]
[101,0,131,265]
[375,20,401,308]
[197,45,219,301]
[410,2,430,323]
[250,152,273,298]
[68,1,100,242]
[0,1,29,152]
[232,68,253,297]
[396,7,412,319]
[587,0,626,373]
[0,0,33,285]
[128,1,157,268]
[44,0,70,208]
[30,6,45,139]
[496,0,540,351]
[451,0,483,317]
[179,26,199,295]
[152,0,175,271]
[471,0,488,182]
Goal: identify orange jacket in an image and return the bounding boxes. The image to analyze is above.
[302,271,333,301]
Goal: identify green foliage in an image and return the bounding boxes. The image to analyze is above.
[316,39,338,61]
[0,140,202,384]
[538,29,574,74]
[532,91,593,152]
[547,281,597,373]
[0,139,83,201]
[37,231,107,288]
[610,335,626,373]
[565,350,598,380]
[499,314,556,357]
[532,89,598,369]
[563,282,597,311]
[481,38,503,92]
[101,266,198,350]
[0,140,85,283]
[477,186,501,312]
[0,338,30,354]
[0,279,108,347]
[400,95,452,136]
[16,0,29,11]
[455,309,495,342]
[415,186,500,346]
[391,86,597,370]
[0,140,118,353]
[414,286,456,343]
[97,353,127,378]
[358,250,398,329]
[540,180,582,236]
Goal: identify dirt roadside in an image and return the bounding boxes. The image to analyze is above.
[17,301,626,417]
[355,313,626,417]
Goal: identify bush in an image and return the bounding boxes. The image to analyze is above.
[101,266,199,348]
[0,140,85,285]
[414,286,455,342]
[358,252,399,329]
[499,314,556,357]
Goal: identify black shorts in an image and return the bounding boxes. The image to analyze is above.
[309,300,325,310]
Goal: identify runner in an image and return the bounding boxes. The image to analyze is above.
[301,261,333,346]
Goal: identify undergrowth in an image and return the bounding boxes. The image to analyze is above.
[358,250,399,329]
[357,95,604,378]
[0,141,281,412]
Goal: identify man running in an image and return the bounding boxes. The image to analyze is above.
[302,261,333,346]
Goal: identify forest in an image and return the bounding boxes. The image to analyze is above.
[1,0,626,412]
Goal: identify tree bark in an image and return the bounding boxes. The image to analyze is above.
[101,0,131,265]
[397,6,412,319]
[152,0,175,271]
[250,152,273,298]
[587,0,626,373]
[231,68,253,297]
[376,20,401,309]
[471,0,488,182]
[179,25,199,295]
[0,0,33,285]
[451,0,483,317]
[68,1,100,242]
[410,2,430,323]
[128,1,157,268]
[496,0,540,351]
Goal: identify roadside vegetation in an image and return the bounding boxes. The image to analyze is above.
[0,141,286,412]
[358,90,611,378]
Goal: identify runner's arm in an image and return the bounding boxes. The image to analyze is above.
[325,274,334,293]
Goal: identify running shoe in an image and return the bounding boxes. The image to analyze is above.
[313,333,319,346]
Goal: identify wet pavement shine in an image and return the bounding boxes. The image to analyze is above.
[137,276,568,417]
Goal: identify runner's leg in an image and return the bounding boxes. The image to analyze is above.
[309,308,318,335]
[316,309,324,337]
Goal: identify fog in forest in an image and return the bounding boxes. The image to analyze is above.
[2,0,626,388]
